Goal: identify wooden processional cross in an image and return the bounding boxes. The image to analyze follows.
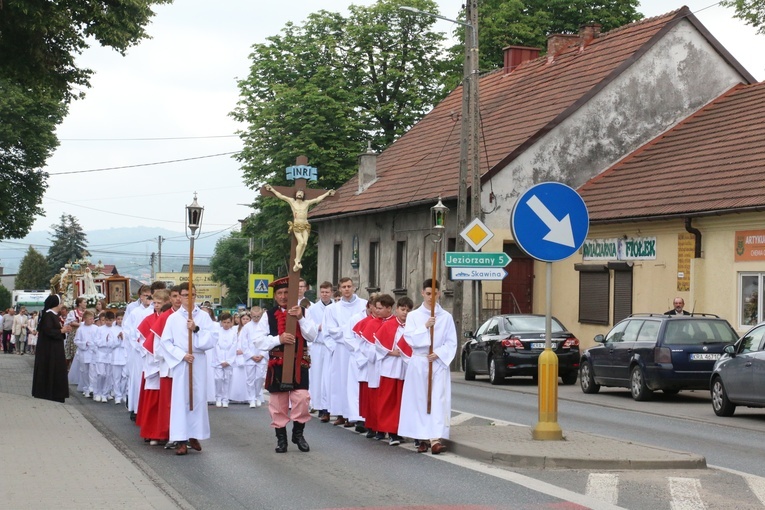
[260,156,337,385]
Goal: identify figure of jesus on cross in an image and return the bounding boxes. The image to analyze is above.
[264,184,335,273]
[260,155,336,385]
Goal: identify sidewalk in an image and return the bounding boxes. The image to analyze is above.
[0,354,706,508]
[0,353,187,510]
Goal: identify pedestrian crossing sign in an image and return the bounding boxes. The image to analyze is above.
[249,274,274,299]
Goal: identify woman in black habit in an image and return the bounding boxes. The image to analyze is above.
[32,294,72,403]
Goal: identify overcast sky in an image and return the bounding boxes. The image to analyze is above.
[35,0,765,236]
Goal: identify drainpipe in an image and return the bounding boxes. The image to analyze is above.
[684,217,702,258]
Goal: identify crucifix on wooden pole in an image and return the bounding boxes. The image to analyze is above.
[260,155,337,385]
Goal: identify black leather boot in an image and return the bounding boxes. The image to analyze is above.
[291,421,310,452]
[275,427,288,453]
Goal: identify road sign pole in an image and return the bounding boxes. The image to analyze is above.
[533,262,563,440]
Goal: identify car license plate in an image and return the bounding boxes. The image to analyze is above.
[531,342,556,349]
[689,353,721,361]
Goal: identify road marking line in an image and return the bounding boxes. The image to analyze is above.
[431,451,625,510]
[669,477,705,510]
[586,473,619,505]
[709,464,765,506]
[452,408,528,427]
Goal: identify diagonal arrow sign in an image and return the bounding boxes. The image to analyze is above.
[526,195,575,247]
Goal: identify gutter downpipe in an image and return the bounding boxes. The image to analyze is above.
[685,217,702,258]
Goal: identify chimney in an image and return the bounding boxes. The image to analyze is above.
[579,23,602,50]
[546,34,578,62]
[503,45,541,74]
[357,142,377,194]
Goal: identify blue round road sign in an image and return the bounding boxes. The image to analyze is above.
[510,182,589,262]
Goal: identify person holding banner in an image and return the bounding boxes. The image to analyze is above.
[397,279,456,455]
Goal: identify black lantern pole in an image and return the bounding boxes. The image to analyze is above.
[185,193,204,410]
[427,197,448,414]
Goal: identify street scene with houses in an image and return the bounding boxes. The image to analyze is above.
[2,1,765,509]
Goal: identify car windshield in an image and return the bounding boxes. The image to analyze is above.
[502,316,565,333]
[664,320,738,345]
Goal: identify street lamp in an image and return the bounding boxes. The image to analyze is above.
[401,2,481,346]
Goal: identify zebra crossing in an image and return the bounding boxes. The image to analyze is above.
[576,469,765,509]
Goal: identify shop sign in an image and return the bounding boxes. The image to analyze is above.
[583,236,657,261]
[735,230,765,261]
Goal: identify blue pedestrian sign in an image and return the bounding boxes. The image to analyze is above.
[510,182,589,262]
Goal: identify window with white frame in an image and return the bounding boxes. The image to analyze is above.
[740,273,762,328]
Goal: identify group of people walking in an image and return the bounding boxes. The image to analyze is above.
[29,274,457,457]
[1,307,39,355]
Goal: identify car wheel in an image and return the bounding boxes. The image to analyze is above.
[579,361,600,394]
[464,354,476,381]
[560,371,578,385]
[489,357,506,385]
[630,366,652,401]
[711,377,736,417]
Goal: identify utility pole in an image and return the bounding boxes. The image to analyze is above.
[468,0,482,332]
[157,236,164,273]
[150,252,156,281]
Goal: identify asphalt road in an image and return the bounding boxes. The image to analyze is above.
[455,374,765,477]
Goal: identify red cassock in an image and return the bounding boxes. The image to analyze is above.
[352,315,377,424]
[373,318,407,435]
[136,308,173,440]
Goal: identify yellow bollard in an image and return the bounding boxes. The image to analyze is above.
[532,348,563,440]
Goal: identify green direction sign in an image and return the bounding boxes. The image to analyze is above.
[445,252,511,268]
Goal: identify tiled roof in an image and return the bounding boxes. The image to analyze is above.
[579,82,765,222]
[311,8,689,220]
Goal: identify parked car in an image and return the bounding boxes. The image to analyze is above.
[462,314,580,385]
[710,321,765,416]
[579,314,739,400]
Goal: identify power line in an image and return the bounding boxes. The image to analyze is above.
[59,135,239,142]
[47,151,240,176]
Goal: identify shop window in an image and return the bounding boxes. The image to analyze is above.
[740,273,762,328]
[575,264,609,325]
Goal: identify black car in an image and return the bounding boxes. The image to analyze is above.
[580,314,739,400]
[710,321,765,417]
[462,314,580,385]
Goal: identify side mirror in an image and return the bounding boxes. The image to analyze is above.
[723,344,736,357]
[593,334,605,343]
[464,331,474,338]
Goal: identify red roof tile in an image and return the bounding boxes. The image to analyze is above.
[579,82,765,222]
[311,8,689,220]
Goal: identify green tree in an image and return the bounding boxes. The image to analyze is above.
[721,0,765,34]
[15,246,50,290]
[445,0,642,76]
[0,0,171,241]
[232,0,448,281]
[46,214,90,278]
[0,283,10,310]
[210,232,250,307]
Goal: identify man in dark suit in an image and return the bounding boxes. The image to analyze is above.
[665,297,690,315]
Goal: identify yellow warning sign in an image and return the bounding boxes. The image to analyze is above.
[249,274,274,299]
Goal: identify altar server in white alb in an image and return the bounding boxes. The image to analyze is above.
[211,312,237,408]
[323,277,367,426]
[240,311,268,408]
[109,311,128,404]
[307,281,334,421]
[397,279,457,455]
[159,282,216,456]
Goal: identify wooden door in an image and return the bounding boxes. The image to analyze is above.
[502,244,534,314]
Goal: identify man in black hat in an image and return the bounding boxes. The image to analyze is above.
[252,277,317,453]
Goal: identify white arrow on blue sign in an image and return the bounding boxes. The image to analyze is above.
[510,182,589,262]
[450,267,508,281]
